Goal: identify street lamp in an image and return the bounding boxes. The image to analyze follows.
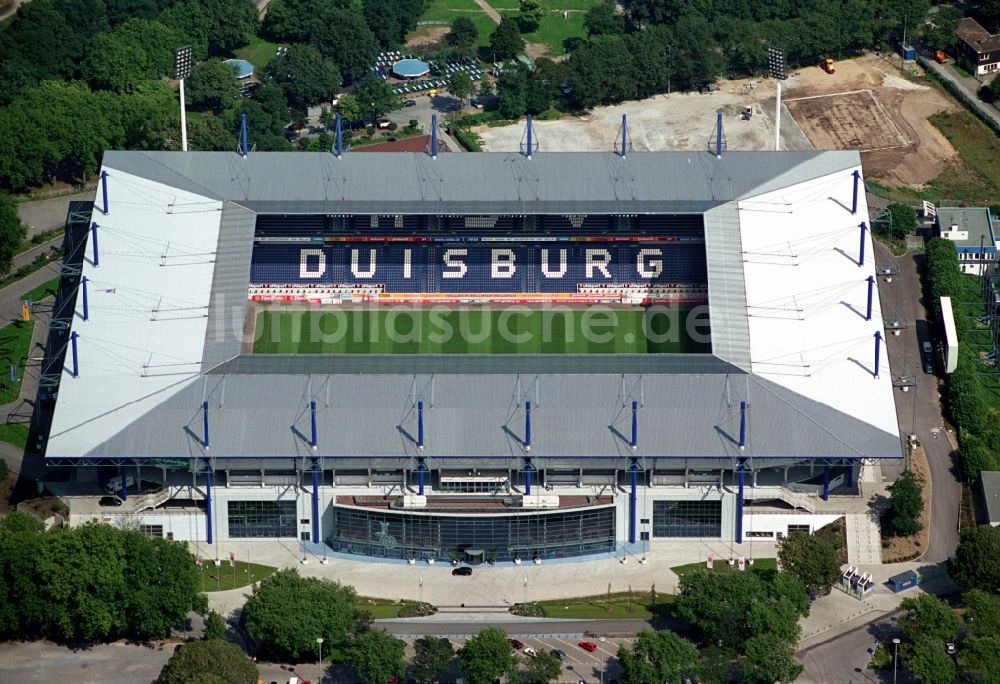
[523,576,528,605]
[892,638,901,684]
[599,636,607,684]
[316,637,324,663]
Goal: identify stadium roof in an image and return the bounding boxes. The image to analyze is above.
[45,149,902,467]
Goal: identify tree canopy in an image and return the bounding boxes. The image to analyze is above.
[157,638,259,684]
[522,649,562,683]
[353,76,401,121]
[458,627,518,684]
[187,60,242,114]
[242,569,361,662]
[777,531,841,595]
[740,632,803,684]
[0,193,27,276]
[346,628,406,684]
[617,630,699,684]
[585,1,626,36]
[412,636,454,683]
[951,525,1000,593]
[882,469,923,537]
[490,17,525,62]
[899,594,959,644]
[902,637,956,684]
[263,44,342,109]
[447,17,479,54]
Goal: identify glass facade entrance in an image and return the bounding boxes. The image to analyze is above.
[329,505,616,561]
[652,500,722,538]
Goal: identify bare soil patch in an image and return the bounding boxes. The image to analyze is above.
[406,26,449,47]
[783,55,959,187]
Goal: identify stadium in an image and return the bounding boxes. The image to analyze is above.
[37,140,903,564]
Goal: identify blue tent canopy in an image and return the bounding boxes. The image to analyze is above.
[223,59,255,79]
[392,58,430,79]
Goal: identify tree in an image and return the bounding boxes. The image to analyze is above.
[458,627,518,684]
[948,359,988,435]
[363,0,425,48]
[522,650,562,683]
[902,637,956,684]
[490,17,525,62]
[886,202,917,239]
[963,588,1000,637]
[449,72,474,107]
[447,17,479,54]
[963,635,1000,684]
[188,114,237,151]
[951,525,1000,592]
[264,44,342,109]
[346,628,406,684]
[741,633,803,684]
[203,611,226,640]
[157,639,259,684]
[0,193,27,276]
[518,0,544,32]
[777,532,840,595]
[617,630,699,684]
[199,0,258,54]
[315,8,380,83]
[585,1,625,36]
[337,94,363,124]
[353,76,400,121]
[120,532,204,640]
[882,469,923,537]
[242,569,360,662]
[187,60,242,114]
[412,635,454,683]
[899,594,959,643]
[566,35,638,108]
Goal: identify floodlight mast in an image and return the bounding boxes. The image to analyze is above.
[173,46,193,152]
[767,45,787,151]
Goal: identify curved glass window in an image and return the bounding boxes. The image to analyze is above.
[328,505,615,561]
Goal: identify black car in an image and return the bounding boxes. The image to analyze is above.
[452,566,472,576]
[99,495,123,507]
[404,99,417,107]
[550,648,566,660]
[921,341,934,374]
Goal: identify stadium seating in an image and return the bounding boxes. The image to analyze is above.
[250,242,708,300]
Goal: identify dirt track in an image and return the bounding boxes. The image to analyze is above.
[782,55,959,187]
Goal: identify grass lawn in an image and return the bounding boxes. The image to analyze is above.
[22,277,59,304]
[522,10,588,56]
[868,643,891,670]
[233,35,282,71]
[198,560,276,592]
[0,320,34,405]
[533,592,674,619]
[355,597,432,618]
[0,423,28,449]
[418,0,497,47]
[253,306,709,354]
[670,557,778,577]
[926,111,1000,203]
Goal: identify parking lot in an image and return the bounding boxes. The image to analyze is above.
[400,634,632,682]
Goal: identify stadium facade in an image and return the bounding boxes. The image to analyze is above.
[39,147,903,562]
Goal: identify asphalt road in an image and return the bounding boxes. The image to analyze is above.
[874,239,961,562]
[798,612,902,684]
[18,189,94,240]
[921,57,1000,130]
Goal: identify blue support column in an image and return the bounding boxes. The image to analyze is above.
[202,400,210,449]
[526,114,533,159]
[417,400,424,450]
[822,464,831,501]
[630,399,638,450]
[620,114,628,158]
[736,463,745,544]
[205,467,213,545]
[90,222,100,267]
[874,330,883,379]
[312,460,320,544]
[81,275,89,321]
[858,222,867,267]
[430,115,438,158]
[524,400,532,452]
[851,169,861,215]
[100,170,109,215]
[119,463,128,501]
[629,464,638,544]
[417,463,425,496]
[716,110,723,158]
[310,400,318,450]
[738,400,747,449]
[70,331,79,378]
[524,462,532,495]
[866,275,875,321]
[335,113,343,158]
[240,113,248,157]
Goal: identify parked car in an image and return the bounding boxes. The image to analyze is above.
[404,99,417,107]
[578,641,598,652]
[509,638,525,651]
[550,648,566,660]
[99,495,123,507]
[452,566,472,576]
[523,646,537,657]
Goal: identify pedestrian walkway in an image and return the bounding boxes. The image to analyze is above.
[846,512,883,565]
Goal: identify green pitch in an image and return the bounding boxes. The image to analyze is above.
[253,306,709,354]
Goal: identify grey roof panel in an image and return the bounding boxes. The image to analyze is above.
[202,202,255,370]
[704,203,751,371]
